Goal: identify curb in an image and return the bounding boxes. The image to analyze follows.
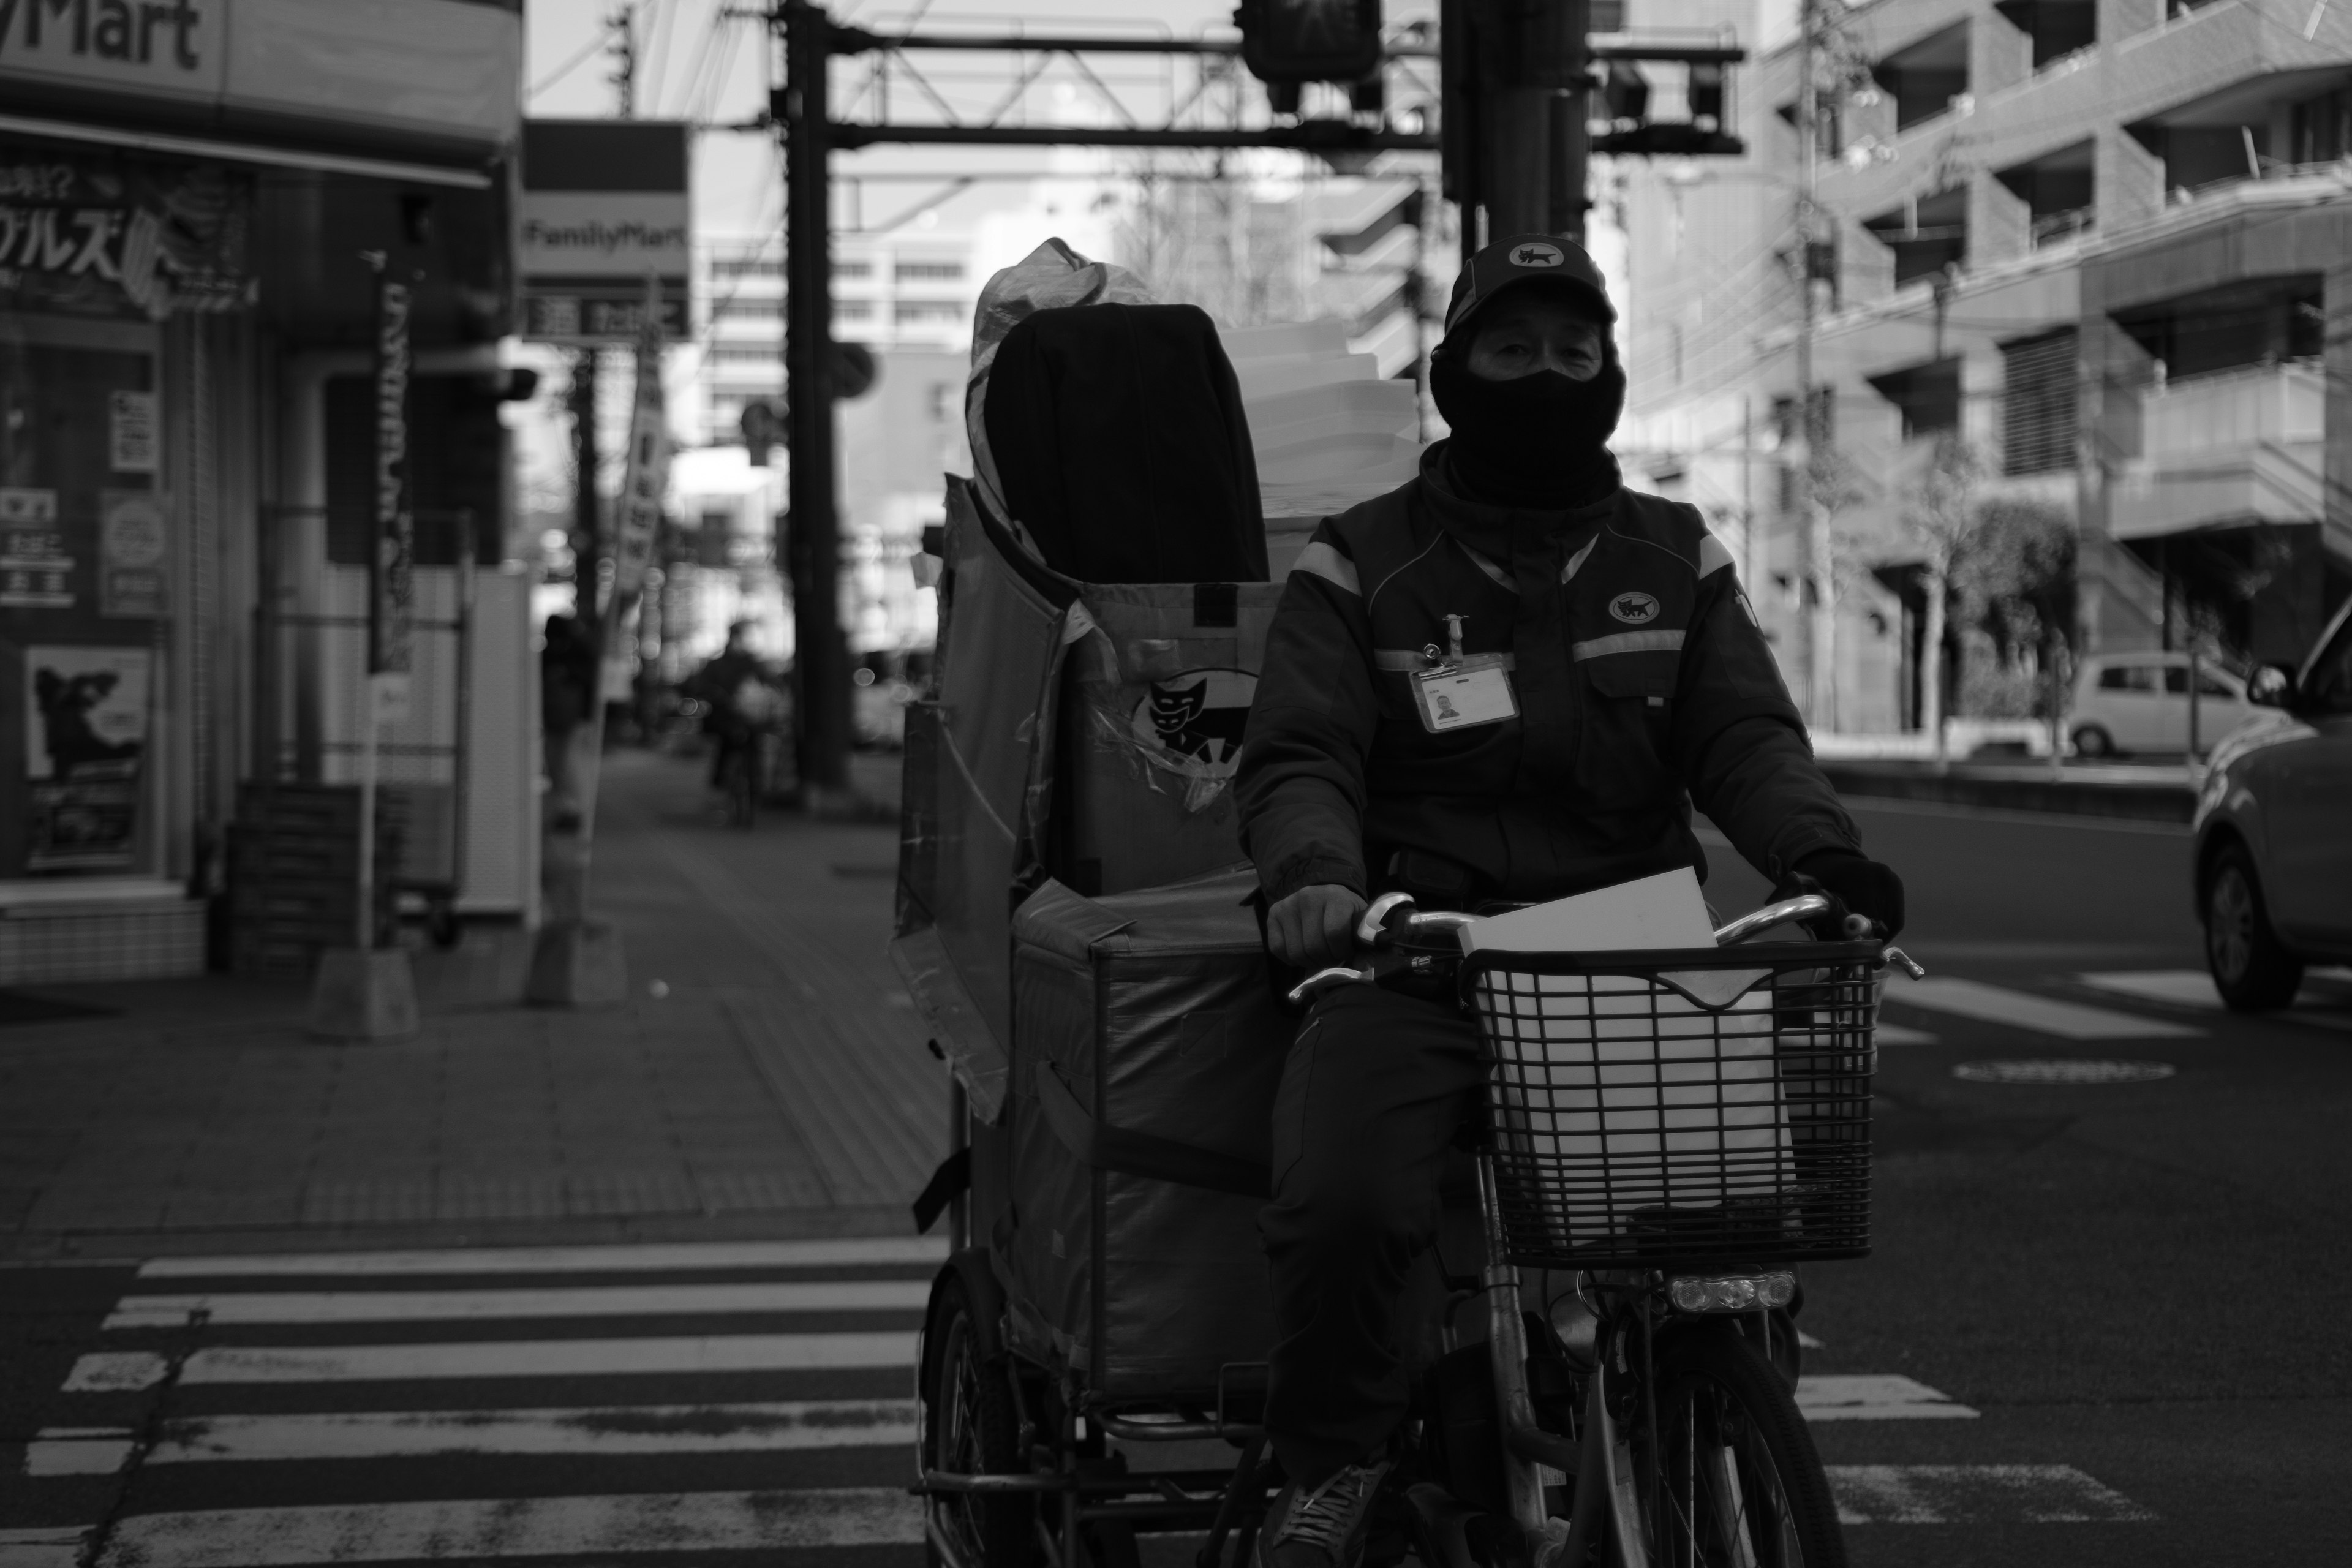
[1823,764,2196,824]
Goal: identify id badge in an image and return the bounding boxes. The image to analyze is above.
[1411,654,1517,734]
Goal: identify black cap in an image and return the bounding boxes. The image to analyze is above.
[1440,233,1616,345]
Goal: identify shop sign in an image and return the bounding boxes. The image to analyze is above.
[0,488,74,611]
[371,270,413,677]
[0,0,227,100]
[521,121,690,347]
[0,0,518,151]
[0,152,254,319]
[606,281,670,611]
[23,644,148,872]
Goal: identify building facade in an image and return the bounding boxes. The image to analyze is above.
[1619,0,2352,734]
[0,0,531,979]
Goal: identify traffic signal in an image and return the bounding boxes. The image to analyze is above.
[740,399,783,467]
[1237,0,1384,86]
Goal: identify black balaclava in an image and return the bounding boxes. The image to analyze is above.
[1430,328,1626,511]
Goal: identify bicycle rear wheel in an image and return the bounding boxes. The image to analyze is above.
[1639,1325,1846,1568]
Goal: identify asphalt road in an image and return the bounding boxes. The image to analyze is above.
[4,797,2347,1566]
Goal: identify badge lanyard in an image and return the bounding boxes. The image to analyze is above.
[1409,614,1517,734]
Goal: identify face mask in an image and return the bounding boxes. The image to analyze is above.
[1430,350,1626,508]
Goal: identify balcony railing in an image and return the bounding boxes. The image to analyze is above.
[2029,207,2095,248]
[2140,361,2323,455]
[2171,158,2352,205]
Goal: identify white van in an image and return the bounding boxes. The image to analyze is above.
[2070,652,2249,758]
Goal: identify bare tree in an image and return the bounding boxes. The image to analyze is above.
[1894,436,1990,761]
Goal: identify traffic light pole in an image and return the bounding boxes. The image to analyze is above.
[782,0,854,809]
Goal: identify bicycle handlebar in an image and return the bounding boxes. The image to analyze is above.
[1286,891,1924,1005]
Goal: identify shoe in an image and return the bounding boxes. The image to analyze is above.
[1258,1460,1392,1568]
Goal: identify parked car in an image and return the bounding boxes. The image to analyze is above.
[2070,651,2250,757]
[2192,599,2352,1008]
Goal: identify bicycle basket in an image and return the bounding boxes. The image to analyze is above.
[1463,943,1880,1270]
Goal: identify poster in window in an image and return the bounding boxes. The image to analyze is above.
[99,491,167,617]
[0,488,75,611]
[24,646,148,872]
[108,391,157,473]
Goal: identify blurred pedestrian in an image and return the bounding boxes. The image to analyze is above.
[540,612,597,834]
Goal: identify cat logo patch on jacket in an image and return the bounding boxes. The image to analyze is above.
[1609,591,1662,625]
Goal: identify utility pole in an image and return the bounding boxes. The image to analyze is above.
[607,5,638,119]
[782,0,853,808]
[1791,0,1836,732]
[1449,0,1594,244]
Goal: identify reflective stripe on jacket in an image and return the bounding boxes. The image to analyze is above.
[1236,451,1861,906]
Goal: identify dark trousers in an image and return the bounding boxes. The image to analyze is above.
[1259,984,1487,1490]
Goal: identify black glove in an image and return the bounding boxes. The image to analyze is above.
[1789,850,1905,938]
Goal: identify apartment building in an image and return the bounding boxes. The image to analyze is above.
[1619,0,2352,732]
[695,233,980,444]
[680,234,975,660]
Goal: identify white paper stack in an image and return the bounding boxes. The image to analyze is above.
[1463,869,1792,1242]
[1223,318,1425,576]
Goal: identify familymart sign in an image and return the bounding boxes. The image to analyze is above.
[0,0,223,97]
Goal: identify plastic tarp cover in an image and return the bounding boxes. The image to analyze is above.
[1007,865,1291,1401]
[966,238,1155,541]
[892,478,1076,1124]
[1059,582,1288,899]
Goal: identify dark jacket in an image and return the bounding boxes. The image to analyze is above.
[1235,448,1860,906]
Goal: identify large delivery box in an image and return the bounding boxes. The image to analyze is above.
[1002,867,1289,1405]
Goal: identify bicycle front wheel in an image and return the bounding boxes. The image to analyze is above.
[1640,1325,1847,1568]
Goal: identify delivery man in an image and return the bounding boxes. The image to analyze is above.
[1234,235,1904,1567]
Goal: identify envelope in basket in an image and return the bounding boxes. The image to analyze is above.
[1461,870,1793,1242]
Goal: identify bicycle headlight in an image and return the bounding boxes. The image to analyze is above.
[1668,1270,1796,1314]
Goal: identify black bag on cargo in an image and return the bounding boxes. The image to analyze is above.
[1001,866,1287,1404]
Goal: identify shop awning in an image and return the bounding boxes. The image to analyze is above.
[0,113,492,190]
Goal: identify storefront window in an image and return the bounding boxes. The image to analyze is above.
[1,146,251,883]
[0,318,165,876]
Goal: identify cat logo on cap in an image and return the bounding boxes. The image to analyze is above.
[1609,591,1661,625]
[1510,241,1566,268]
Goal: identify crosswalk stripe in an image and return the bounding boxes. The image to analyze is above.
[1798,1375,1977,1420]
[180,1332,919,1385]
[1874,1023,1940,1046]
[1891,978,2203,1040]
[2078,970,2352,1031]
[1828,1464,2154,1524]
[135,1237,948,1280]
[92,1487,924,1567]
[105,1279,932,1330]
[61,1332,918,1392]
[28,1400,919,1473]
[0,1526,87,1568]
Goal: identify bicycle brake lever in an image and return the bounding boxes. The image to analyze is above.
[1883,947,1926,980]
[1286,965,1374,1006]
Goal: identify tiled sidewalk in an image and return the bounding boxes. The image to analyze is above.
[0,750,943,1259]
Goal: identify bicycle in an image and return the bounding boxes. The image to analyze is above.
[916,888,1922,1568]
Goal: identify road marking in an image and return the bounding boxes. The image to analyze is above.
[2078,970,2352,1032]
[1798,1375,1977,1420]
[105,1278,932,1330]
[135,1237,948,1280]
[62,1351,168,1392]
[93,1488,923,1566]
[152,1330,919,1385]
[1954,1059,2174,1085]
[21,1427,136,1476]
[1891,978,2203,1039]
[1874,1023,1940,1046]
[29,1400,919,1472]
[1828,1464,2154,1524]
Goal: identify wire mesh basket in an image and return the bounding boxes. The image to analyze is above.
[1463,942,1882,1270]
